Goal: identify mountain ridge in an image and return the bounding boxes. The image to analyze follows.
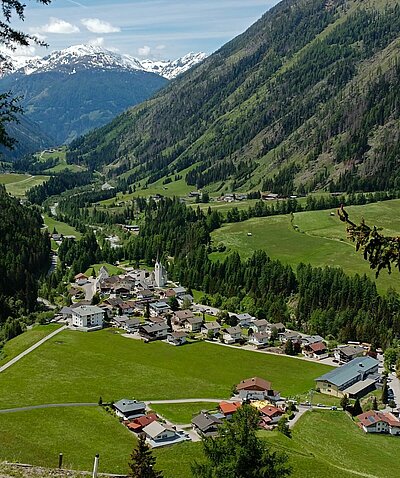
[67,0,400,194]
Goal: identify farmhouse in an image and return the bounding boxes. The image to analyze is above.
[219,401,241,418]
[222,326,242,344]
[113,399,146,420]
[71,305,104,330]
[357,411,400,435]
[260,405,285,425]
[236,377,280,401]
[74,273,88,285]
[192,412,223,437]
[173,310,194,323]
[303,341,328,360]
[232,313,253,327]
[315,356,379,398]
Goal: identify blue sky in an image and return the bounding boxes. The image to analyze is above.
[9,0,279,59]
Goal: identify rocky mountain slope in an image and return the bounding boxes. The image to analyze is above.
[67,0,400,194]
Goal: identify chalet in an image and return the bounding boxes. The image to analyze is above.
[219,402,241,418]
[334,345,365,363]
[71,305,104,330]
[279,331,302,344]
[302,342,328,360]
[315,356,379,398]
[113,399,146,420]
[167,331,187,346]
[202,321,221,337]
[248,332,270,348]
[184,316,203,333]
[192,412,222,437]
[357,411,400,435]
[127,413,158,433]
[174,310,194,324]
[74,273,88,286]
[172,287,187,297]
[251,319,269,333]
[118,301,135,315]
[177,294,194,306]
[260,405,284,425]
[136,289,154,300]
[232,313,253,327]
[149,301,171,317]
[301,335,324,346]
[123,318,141,332]
[142,421,180,446]
[139,323,169,341]
[222,326,242,344]
[267,322,285,333]
[236,377,273,401]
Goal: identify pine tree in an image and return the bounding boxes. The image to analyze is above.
[129,434,163,478]
[340,394,349,411]
[372,396,378,410]
[381,380,389,404]
[352,398,362,417]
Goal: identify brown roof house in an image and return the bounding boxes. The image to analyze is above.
[236,377,280,401]
[302,341,328,360]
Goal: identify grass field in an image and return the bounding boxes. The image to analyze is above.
[211,200,400,292]
[43,215,81,239]
[0,325,61,367]
[150,402,218,424]
[84,263,124,277]
[1,174,49,197]
[0,329,331,409]
[38,147,83,174]
[0,408,398,477]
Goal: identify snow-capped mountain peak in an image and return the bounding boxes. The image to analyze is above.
[7,45,207,79]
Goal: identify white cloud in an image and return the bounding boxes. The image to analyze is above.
[155,44,166,51]
[81,18,120,34]
[39,18,80,34]
[138,45,151,56]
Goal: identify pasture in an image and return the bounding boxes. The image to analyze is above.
[43,214,81,239]
[0,408,398,478]
[211,199,400,292]
[0,329,331,409]
[2,174,49,197]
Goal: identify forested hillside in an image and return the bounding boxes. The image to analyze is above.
[0,186,50,326]
[68,0,400,193]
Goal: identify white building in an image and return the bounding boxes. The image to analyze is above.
[71,305,104,329]
[154,260,168,287]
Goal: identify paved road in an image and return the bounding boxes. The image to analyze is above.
[146,398,231,405]
[0,403,97,414]
[83,279,97,301]
[389,372,400,408]
[0,325,66,374]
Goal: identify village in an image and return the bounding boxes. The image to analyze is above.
[53,260,400,448]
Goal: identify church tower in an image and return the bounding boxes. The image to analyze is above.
[154,259,167,287]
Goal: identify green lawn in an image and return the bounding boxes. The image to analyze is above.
[211,200,400,292]
[150,402,218,424]
[0,407,136,474]
[84,263,124,277]
[4,174,50,197]
[43,215,81,239]
[0,329,331,409]
[0,324,61,367]
[1,408,398,478]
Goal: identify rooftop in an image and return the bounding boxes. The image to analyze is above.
[316,356,379,388]
[237,377,272,391]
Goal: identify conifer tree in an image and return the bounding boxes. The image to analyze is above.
[129,435,163,478]
[352,398,362,417]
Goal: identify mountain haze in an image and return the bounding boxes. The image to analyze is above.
[68,0,400,194]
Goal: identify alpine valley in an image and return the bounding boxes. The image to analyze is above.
[68,0,400,194]
[0,45,206,158]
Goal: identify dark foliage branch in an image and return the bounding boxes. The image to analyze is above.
[1,1,51,147]
[338,205,400,276]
